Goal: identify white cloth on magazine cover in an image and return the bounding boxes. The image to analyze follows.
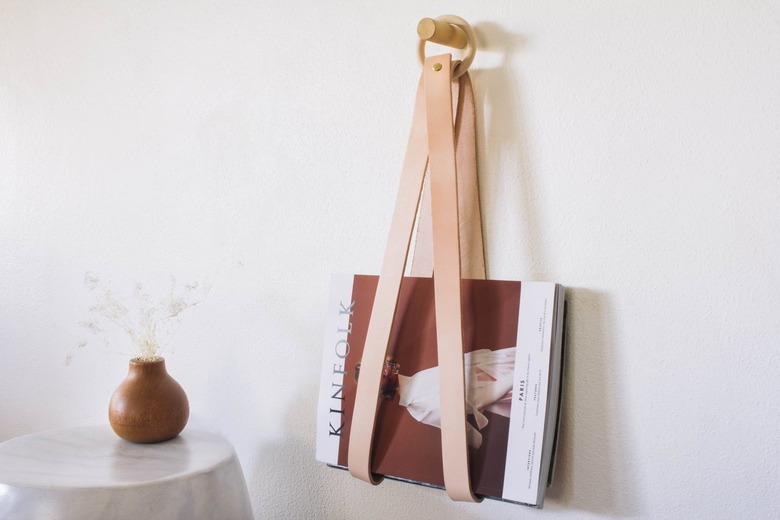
[398,347,515,449]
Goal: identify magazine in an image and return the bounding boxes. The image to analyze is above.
[316,274,566,507]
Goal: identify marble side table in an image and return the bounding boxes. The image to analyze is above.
[0,425,253,520]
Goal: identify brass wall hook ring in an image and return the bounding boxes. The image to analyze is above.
[417,15,477,78]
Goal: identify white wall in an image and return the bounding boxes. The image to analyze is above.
[2,1,778,518]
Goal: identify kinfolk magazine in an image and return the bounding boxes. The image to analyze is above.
[316,274,566,507]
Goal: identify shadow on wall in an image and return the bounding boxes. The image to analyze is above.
[471,22,641,516]
[546,288,642,516]
[471,22,549,280]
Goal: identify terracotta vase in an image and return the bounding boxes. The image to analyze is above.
[108,357,189,443]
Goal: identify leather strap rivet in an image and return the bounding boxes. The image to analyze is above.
[432,63,442,71]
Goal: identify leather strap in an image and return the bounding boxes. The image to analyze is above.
[410,69,486,280]
[348,73,430,486]
[348,54,480,502]
[424,53,479,502]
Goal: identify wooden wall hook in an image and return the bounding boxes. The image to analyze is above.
[417,15,477,79]
[417,17,468,49]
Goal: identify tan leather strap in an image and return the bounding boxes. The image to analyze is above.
[348,53,481,502]
[348,73,430,486]
[410,68,486,279]
[424,53,479,502]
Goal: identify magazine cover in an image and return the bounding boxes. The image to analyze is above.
[317,274,565,507]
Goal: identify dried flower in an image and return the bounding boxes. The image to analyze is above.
[76,272,209,361]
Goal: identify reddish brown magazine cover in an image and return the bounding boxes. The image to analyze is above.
[337,275,520,498]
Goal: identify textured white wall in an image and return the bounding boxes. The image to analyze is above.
[2,1,779,519]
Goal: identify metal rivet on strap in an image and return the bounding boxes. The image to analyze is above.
[432,63,442,71]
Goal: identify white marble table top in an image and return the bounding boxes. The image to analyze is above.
[0,425,253,520]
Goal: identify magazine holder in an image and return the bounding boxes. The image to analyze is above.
[348,15,484,502]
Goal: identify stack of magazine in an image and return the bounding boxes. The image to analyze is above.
[316,274,566,507]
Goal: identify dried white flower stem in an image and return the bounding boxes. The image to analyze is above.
[78,273,209,360]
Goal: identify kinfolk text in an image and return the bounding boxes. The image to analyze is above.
[329,299,354,436]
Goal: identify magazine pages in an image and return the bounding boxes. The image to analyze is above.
[316,274,565,507]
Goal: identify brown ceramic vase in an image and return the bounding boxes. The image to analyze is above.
[108,357,189,443]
